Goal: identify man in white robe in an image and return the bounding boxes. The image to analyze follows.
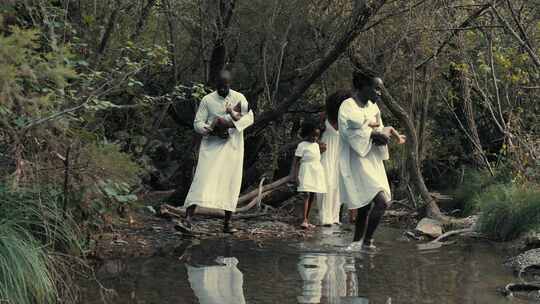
[177,70,254,234]
[338,70,391,250]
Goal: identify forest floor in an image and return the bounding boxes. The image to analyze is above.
[89,205,416,260]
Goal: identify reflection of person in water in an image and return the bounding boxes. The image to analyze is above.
[297,254,328,303]
[298,254,369,304]
[323,255,347,304]
[344,257,358,298]
[186,256,246,304]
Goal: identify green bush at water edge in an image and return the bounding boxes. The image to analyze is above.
[0,185,85,304]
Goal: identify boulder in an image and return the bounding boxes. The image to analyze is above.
[415,218,443,238]
[504,248,540,272]
[522,231,540,250]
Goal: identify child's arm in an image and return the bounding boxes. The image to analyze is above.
[318,142,327,153]
[383,126,406,144]
[226,103,243,121]
[291,156,302,184]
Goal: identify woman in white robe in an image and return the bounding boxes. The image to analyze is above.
[180,71,254,233]
[317,119,341,226]
[317,90,351,226]
[187,257,246,304]
[338,72,392,250]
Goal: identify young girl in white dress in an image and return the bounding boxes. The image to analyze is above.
[292,120,327,229]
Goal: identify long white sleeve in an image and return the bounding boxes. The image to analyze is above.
[339,102,373,157]
[232,95,254,132]
[193,98,210,135]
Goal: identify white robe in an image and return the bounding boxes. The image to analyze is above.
[295,141,327,193]
[187,257,246,304]
[323,255,347,304]
[337,98,391,209]
[184,90,254,212]
[297,254,328,304]
[317,120,341,224]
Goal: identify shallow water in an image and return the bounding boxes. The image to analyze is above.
[81,226,524,304]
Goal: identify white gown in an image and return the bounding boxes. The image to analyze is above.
[317,120,341,224]
[323,255,347,304]
[337,98,391,209]
[187,257,246,304]
[297,254,328,304]
[295,141,327,193]
[184,90,254,212]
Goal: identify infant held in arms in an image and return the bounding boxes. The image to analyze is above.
[368,117,406,144]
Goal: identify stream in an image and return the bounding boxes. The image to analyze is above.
[81,225,524,304]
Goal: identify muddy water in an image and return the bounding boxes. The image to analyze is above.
[81,226,523,304]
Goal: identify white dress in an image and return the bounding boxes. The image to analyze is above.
[187,257,246,304]
[295,141,327,194]
[184,90,254,212]
[323,255,347,304]
[316,120,341,224]
[337,98,391,209]
[297,254,328,304]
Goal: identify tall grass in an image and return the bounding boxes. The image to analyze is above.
[0,185,85,304]
[475,184,540,241]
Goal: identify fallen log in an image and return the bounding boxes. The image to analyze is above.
[237,175,291,205]
[140,175,292,206]
[159,204,267,220]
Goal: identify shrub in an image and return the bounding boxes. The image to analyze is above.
[0,185,85,304]
[475,183,540,241]
[453,168,514,215]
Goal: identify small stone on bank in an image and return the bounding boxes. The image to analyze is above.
[415,218,443,238]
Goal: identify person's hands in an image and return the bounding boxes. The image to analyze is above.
[371,131,389,146]
[319,142,327,153]
[209,117,230,139]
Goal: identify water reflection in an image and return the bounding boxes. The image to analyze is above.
[297,254,368,304]
[186,256,246,304]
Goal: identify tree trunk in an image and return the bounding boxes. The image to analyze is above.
[164,0,179,84]
[208,0,236,87]
[130,0,157,40]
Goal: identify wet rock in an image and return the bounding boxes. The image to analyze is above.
[499,283,540,301]
[520,231,540,250]
[415,218,443,238]
[504,248,540,272]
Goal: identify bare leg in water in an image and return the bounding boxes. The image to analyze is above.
[352,192,389,248]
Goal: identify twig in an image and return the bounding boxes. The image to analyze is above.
[430,228,474,243]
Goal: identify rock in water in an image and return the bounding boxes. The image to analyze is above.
[504,248,540,272]
[415,218,443,238]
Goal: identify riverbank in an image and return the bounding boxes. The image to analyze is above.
[89,208,315,260]
[88,204,417,260]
